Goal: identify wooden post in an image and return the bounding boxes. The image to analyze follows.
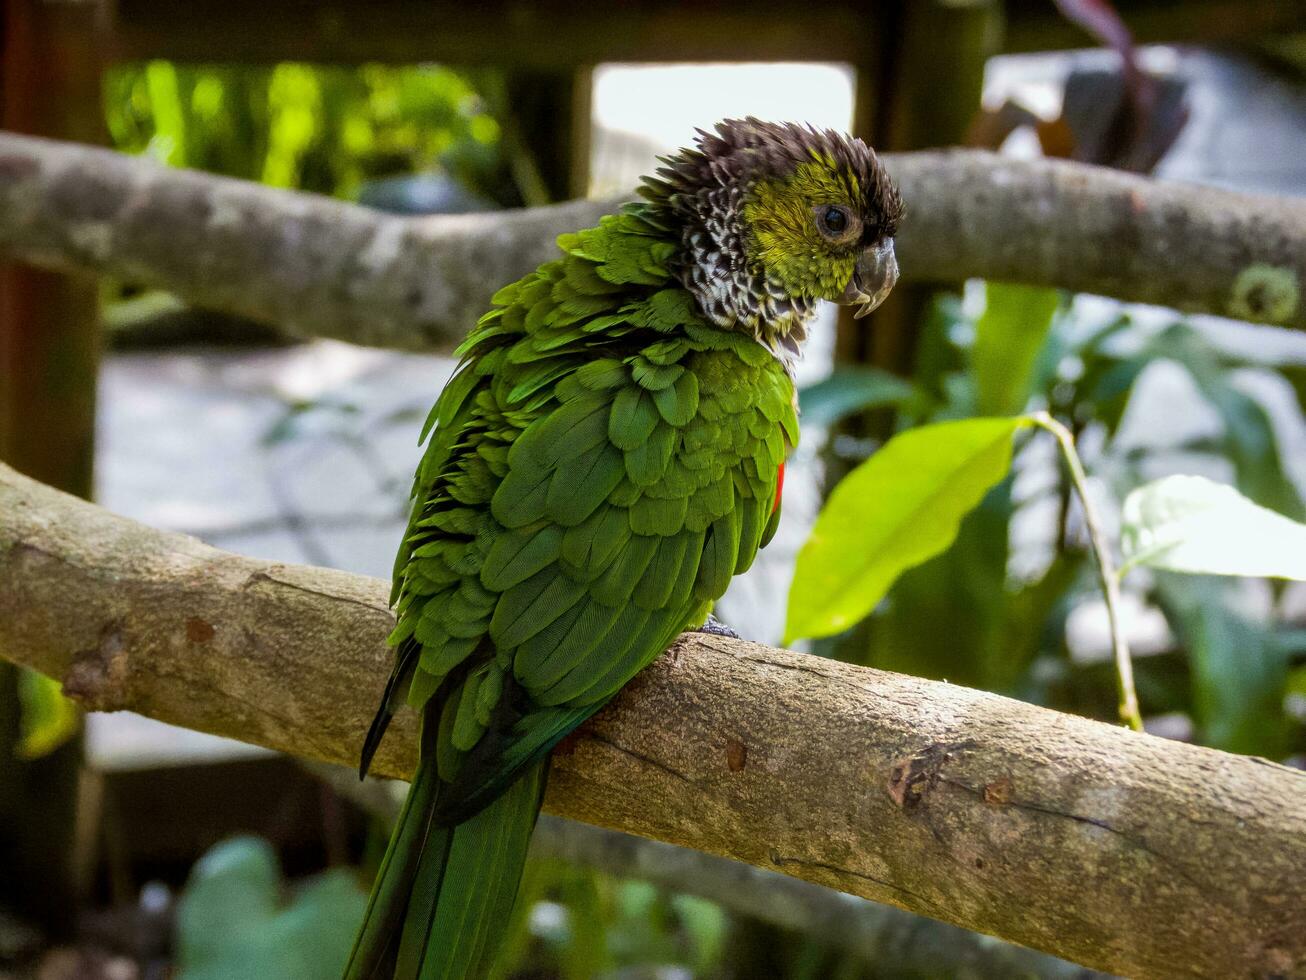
[841,0,1003,375]
[504,67,593,202]
[0,1,104,489]
[0,0,105,939]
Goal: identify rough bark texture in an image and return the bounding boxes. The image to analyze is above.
[900,151,1306,329]
[306,760,1097,976]
[1,462,1303,978]
[1,133,1304,351]
[0,131,610,351]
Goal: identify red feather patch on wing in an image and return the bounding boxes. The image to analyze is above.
[773,459,785,514]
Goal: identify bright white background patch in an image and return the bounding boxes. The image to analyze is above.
[592,63,854,167]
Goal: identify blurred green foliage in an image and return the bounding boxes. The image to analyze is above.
[175,837,365,980]
[104,61,510,204]
[798,285,1306,762]
[971,283,1062,416]
[99,59,526,342]
[492,861,727,979]
[173,840,728,980]
[796,366,913,430]
[787,416,1027,643]
[14,671,77,760]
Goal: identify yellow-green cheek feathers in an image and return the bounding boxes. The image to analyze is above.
[742,161,858,301]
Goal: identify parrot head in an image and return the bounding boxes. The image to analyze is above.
[641,117,903,355]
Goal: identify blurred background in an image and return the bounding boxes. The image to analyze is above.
[2,0,1306,977]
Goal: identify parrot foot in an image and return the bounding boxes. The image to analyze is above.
[690,615,741,640]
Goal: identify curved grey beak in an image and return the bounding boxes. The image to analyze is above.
[840,238,898,318]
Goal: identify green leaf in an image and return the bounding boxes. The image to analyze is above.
[1121,475,1306,580]
[671,894,727,974]
[796,367,914,429]
[17,670,78,759]
[855,479,1014,686]
[972,283,1060,416]
[1155,574,1291,756]
[1205,382,1304,521]
[785,417,1027,643]
[175,836,366,980]
[1080,353,1150,435]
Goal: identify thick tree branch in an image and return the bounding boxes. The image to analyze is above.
[0,132,1303,350]
[1,462,1303,978]
[306,761,1095,976]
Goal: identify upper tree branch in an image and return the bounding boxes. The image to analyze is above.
[0,131,1303,349]
[1,461,1302,979]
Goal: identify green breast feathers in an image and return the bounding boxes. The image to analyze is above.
[376,204,796,817]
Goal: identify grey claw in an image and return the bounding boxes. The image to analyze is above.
[691,614,741,640]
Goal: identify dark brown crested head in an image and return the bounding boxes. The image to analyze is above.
[639,118,902,355]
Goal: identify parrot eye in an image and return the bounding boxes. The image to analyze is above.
[815,205,855,240]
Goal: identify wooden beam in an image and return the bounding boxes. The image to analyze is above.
[841,0,1002,377]
[108,0,888,66]
[104,0,1306,71]
[1005,0,1306,52]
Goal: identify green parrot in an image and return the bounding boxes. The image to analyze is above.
[345,118,901,979]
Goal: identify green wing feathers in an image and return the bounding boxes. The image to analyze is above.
[353,202,798,979]
[372,205,795,790]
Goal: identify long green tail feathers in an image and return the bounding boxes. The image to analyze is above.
[345,710,547,980]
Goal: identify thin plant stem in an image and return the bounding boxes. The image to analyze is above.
[1029,411,1143,731]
